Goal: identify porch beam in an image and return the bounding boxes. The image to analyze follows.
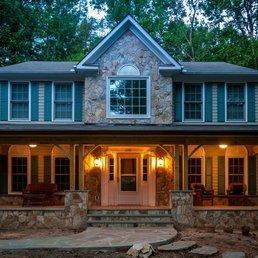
[174,144,180,190]
[78,144,84,190]
[69,144,75,190]
[183,144,188,190]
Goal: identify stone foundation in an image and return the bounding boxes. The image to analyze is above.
[0,190,88,230]
[169,190,258,229]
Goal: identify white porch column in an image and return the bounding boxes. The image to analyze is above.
[69,144,75,190]
[174,144,180,190]
[78,144,84,190]
[183,144,188,190]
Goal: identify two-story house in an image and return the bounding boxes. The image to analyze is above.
[0,15,258,209]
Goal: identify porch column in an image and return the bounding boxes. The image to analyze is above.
[183,144,188,190]
[69,144,75,190]
[174,144,180,190]
[78,144,84,190]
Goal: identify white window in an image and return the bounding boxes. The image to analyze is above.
[226,83,246,121]
[53,82,73,120]
[55,157,70,191]
[107,77,150,118]
[11,157,28,192]
[10,82,30,120]
[183,83,203,121]
[228,158,244,184]
[188,158,202,189]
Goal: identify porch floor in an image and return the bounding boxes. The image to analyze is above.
[194,205,258,211]
[89,205,170,210]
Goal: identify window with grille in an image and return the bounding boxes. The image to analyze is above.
[188,158,202,189]
[54,83,73,120]
[10,82,29,120]
[184,83,203,120]
[12,157,27,191]
[142,158,148,181]
[228,158,244,184]
[226,83,246,121]
[55,157,70,191]
[108,78,149,117]
[109,157,114,181]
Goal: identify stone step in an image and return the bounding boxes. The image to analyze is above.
[88,209,172,215]
[86,220,174,227]
[87,213,173,218]
[87,216,173,223]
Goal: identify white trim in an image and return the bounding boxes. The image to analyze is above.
[106,76,151,119]
[117,64,140,76]
[182,82,205,123]
[8,81,31,122]
[77,15,181,68]
[8,145,31,194]
[225,83,248,122]
[52,81,74,122]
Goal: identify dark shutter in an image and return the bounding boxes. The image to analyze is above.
[44,156,51,183]
[205,83,213,122]
[74,82,84,122]
[31,81,39,121]
[247,82,256,122]
[218,156,225,195]
[31,155,38,183]
[205,157,212,188]
[248,155,256,195]
[217,83,225,122]
[0,81,8,121]
[174,82,183,122]
[0,155,8,194]
[44,82,52,121]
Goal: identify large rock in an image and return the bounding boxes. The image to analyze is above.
[222,251,246,258]
[190,245,218,256]
[158,241,196,251]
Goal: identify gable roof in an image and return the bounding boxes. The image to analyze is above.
[76,15,182,71]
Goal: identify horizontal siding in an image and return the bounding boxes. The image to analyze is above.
[38,83,44,122]
[212,84,217,122]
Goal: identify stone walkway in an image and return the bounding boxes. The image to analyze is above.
[0,227,177,251]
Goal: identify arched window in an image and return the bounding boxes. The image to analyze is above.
[117,64,140,76]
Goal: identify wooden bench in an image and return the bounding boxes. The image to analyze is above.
[22,183,57,206]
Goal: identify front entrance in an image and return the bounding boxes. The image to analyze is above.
[100,147,156,207]
[118,155,140,205]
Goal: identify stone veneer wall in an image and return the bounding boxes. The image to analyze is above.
[170,191,258,229]
[0,190,88,230]
[84,30,173,124]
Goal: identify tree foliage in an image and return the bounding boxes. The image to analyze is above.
[0,0,257,68]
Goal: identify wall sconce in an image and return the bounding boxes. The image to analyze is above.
[94,158,102,167]
[219,144,228,149]
[157,157,164,168]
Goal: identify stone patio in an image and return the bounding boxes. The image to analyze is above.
[0,227,177,251]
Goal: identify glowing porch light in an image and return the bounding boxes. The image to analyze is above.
[219,144,228,149]
[29,144,37,148]
[157,157,164,168]
[94,158,102,167]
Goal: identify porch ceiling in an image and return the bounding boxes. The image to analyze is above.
[0,124,258,145]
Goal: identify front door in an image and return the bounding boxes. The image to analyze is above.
[118,155,140,205]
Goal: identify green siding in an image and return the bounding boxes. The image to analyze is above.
[31,155,38,183]
[0,81,8,121]
[247,83,255,122]
[218,156,225,195]
[174,82,182,122]
[217,83,225,122]
[205,157,212,188]
[205,83,213,122]
[44,82,52,121]
[44,156,51,183]
[248,155,256,195]
[31,81,39,121]
[0,155,8,194]
[74,82,83,122]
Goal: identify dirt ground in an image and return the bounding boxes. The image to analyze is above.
[0,227,257,258]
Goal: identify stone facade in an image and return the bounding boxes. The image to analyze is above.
[0,190,88,230]
[193,208,258,230]
[170,190,194,225]
[84,30,173,124]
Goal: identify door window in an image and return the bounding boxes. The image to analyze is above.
[120,158,137,191]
